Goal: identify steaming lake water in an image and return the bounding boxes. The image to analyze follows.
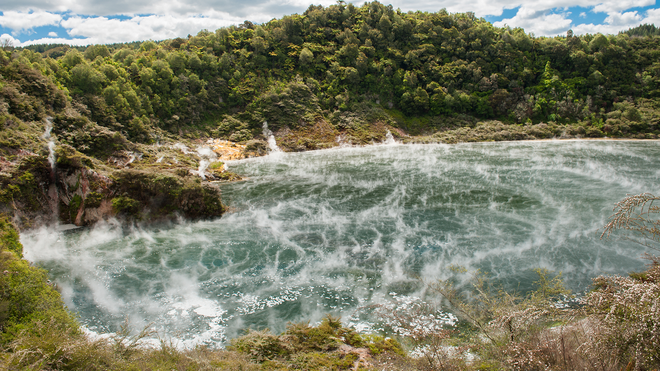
[21,140,660,347]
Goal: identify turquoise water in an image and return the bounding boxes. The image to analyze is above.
[21,140,660,346]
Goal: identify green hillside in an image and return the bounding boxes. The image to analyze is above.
[3,1,660,228]
[6,1,660,147]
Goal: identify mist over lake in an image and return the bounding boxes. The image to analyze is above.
[21,140,660,347]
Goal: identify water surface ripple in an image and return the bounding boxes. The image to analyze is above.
[21,140,660,346]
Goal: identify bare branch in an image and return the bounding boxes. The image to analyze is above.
[0,37,14,51]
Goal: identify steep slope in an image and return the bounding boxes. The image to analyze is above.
[0,52,227,229]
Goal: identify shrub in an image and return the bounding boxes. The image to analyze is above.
[0,219,79,354]
[282,316,345,353]
[289,351,358,370]
[0,217,22,257]
[361,334,405,356]
[110,169,225,219]
[230,329,288,362]
[601,193,660,252]
[580,265,660,368]
[5,315,110,370]
[230,315,405,369]
[84,191,103,208]
[111,196,140,215]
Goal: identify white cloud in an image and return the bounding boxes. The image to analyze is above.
[48,31,58,37]
[493,7,573,36]
[0,10,61,34]
[0,0,656,20]
[386,0,593,18]
[19,36,93,46]
[592,0,654,13]
[491,2,657,36]
[0,33,21,47]
[1,0,336,19]
[644,7,660,24]
[13,11,248,46]
[571,11,645,34]
[58,12,246,44]
[604,10,643,26]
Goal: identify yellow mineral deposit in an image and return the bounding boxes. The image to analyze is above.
[207,139,246,161]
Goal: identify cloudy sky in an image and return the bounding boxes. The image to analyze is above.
[0,0,658,47]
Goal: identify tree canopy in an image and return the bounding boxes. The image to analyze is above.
[3,1,660,147]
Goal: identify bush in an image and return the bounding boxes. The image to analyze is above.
[110,169,225,219]
[0,217,22,257]
[230,329,288,362]
[0,219,261,370]
[84,191,103,208]
[0,219,79,349]
[230,315,405,369]
[111,195,140,215]
[5,315,108,370]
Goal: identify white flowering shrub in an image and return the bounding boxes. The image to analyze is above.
[601,193,660,251]
[582,260,660,369]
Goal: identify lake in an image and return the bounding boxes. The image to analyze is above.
[21,140,660,347]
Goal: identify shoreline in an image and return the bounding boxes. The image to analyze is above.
[8,135,658,233]
[225,135,660,166]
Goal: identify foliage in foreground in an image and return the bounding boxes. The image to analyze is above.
[0,217,79,345]
[0,217,403,370]
[388,193,660,370]
[387,263,659,371]
[229,316,404,369]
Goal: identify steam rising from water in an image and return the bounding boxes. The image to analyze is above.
[384,130,397,145]
[21,141,660,347]
[42,117,56,172]
[195,146,217,180]
[262,121,281,153]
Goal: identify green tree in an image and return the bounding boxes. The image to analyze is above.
[299,47,314,66]
[70,63,106,94]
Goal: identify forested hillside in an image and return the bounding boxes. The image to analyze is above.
[2,0,660,228]
[9,1,660,144]
[622,23,660,37]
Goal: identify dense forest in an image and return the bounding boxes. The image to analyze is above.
[4,0,660,151]
[622,23,660,37]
